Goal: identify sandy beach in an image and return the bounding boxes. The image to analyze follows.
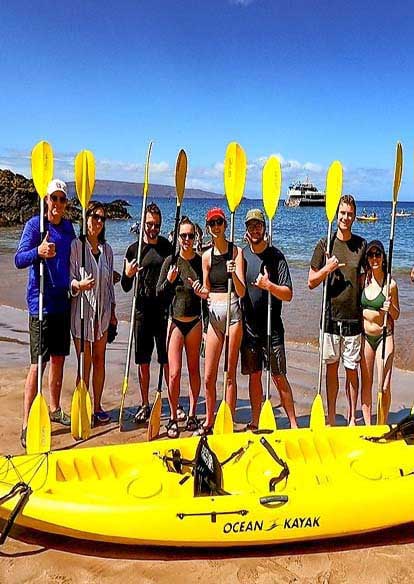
[1,300,414,583]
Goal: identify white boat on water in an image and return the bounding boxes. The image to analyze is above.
[395,209,412,217]
[284,178,325,207]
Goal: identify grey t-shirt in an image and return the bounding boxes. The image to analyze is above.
[310,233,366,333]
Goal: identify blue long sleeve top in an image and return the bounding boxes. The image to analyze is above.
[15,216,76,315]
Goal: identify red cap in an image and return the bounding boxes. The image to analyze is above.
[206,207,226,222]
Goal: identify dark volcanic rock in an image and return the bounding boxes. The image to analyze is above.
[0,169,131,226]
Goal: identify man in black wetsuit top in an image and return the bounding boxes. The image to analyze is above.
[242,209,298,429]
[121,203,172,423]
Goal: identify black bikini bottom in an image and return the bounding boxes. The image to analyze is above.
[171,317,201,338]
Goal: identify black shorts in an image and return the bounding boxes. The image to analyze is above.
[29,311,71,365]
[241,332,287,376]
[134,310,168,365]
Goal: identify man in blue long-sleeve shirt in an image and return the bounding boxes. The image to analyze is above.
[15,179,75,448]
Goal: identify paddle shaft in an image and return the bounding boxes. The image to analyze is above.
[37,199,45,395]
[171,202,182,264]
[120,143,153,422]
[379,198,397,383]
[317,221,334,395]
[222,212,235,395]
[265,217,273,400]
[79,205,86,382]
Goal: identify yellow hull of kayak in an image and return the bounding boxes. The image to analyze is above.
[0,426,414,547]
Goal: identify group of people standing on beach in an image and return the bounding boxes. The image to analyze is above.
[15,180,400,449]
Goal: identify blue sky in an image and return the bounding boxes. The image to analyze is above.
[0,0,413,199]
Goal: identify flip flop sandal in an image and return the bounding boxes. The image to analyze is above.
[185,416,200,432]
[177,407,187,422]
[244,422,258,432]
[192,423,213,437]
[134,404,151,424]
[166,419,179,439]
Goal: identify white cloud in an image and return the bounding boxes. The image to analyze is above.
[229,0,256,5]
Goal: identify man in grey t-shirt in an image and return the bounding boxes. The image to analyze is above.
[308,195,366,426]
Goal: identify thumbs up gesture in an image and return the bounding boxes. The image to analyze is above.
[254,266,271,290]
[38,231,56,258]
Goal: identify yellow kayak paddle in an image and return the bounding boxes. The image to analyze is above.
[147,149,187,441]
[310,160,343,430]
[376,142,403,425]
[213,142,246,435]
[119,141,153,430]
[70,150,95,440]
[26,140,54,454]
[258,156,282,433]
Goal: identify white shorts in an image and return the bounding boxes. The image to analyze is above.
[321,332,361,370]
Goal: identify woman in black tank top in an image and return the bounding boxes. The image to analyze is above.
[157,217,209,438]
[194,208,245,435]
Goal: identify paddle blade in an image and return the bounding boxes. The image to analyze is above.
[147,392,162,441]
[310,394,326,429]
[75,150,95,208]
[175,149,188,205]
[224,142,247,212]
[262,156,282,220]
[213,400,233,435]
[71,380,91,440]
[376,392,386,426]
[31,141,54,199]
[143,141,154,198]
[26,394,51,454]
[325,161,343,223]
[393,141,403,203]
[258,399,277,432]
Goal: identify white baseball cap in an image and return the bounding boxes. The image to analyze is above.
[47,179,68,197]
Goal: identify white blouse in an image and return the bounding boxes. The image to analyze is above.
[70,238,115,342]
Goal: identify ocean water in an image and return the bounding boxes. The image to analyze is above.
[2,196,414,369]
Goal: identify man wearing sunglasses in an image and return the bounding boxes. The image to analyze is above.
[308,194,366,426]
[15,179,76,448]
[121,202,172,423]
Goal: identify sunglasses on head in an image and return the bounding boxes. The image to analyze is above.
[367,250,382,259]
[145,221,161,229]
[50,194,67,203]
[89,212,106,223]
[208,217,224,227]
[179,232,195,240]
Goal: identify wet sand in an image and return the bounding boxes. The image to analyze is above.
[1,304,414,582]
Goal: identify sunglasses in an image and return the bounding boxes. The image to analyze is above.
[367,251,382,259]
[89,213,106,223]
[179,232,195,240]
[208,218,224,227]
[146,221,161,229]
[50,194,67,203]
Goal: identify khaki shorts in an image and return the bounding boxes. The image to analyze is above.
[321,332,361,370]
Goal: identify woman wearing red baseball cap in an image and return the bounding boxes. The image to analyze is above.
[194,207,245,435]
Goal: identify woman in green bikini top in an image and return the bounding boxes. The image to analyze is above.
[360,240,400,426]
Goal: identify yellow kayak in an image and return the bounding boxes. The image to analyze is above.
[1,421,414,547]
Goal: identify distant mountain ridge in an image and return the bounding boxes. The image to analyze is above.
[67,180,222,199]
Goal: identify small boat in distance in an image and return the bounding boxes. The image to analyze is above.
[396,209,412,218]
[356,209,378,223]
[284,178,325,207]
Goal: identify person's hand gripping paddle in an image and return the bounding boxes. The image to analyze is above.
[258,156,282,432]
[70,150,95,440]
[119,142,153,430]
[310,161,343,430]
[377,142,403,425]
[147,149,187,441]
[213,142,246,435]
[26,141,54,454]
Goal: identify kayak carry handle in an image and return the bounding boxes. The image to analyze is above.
[259,495,288,505]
